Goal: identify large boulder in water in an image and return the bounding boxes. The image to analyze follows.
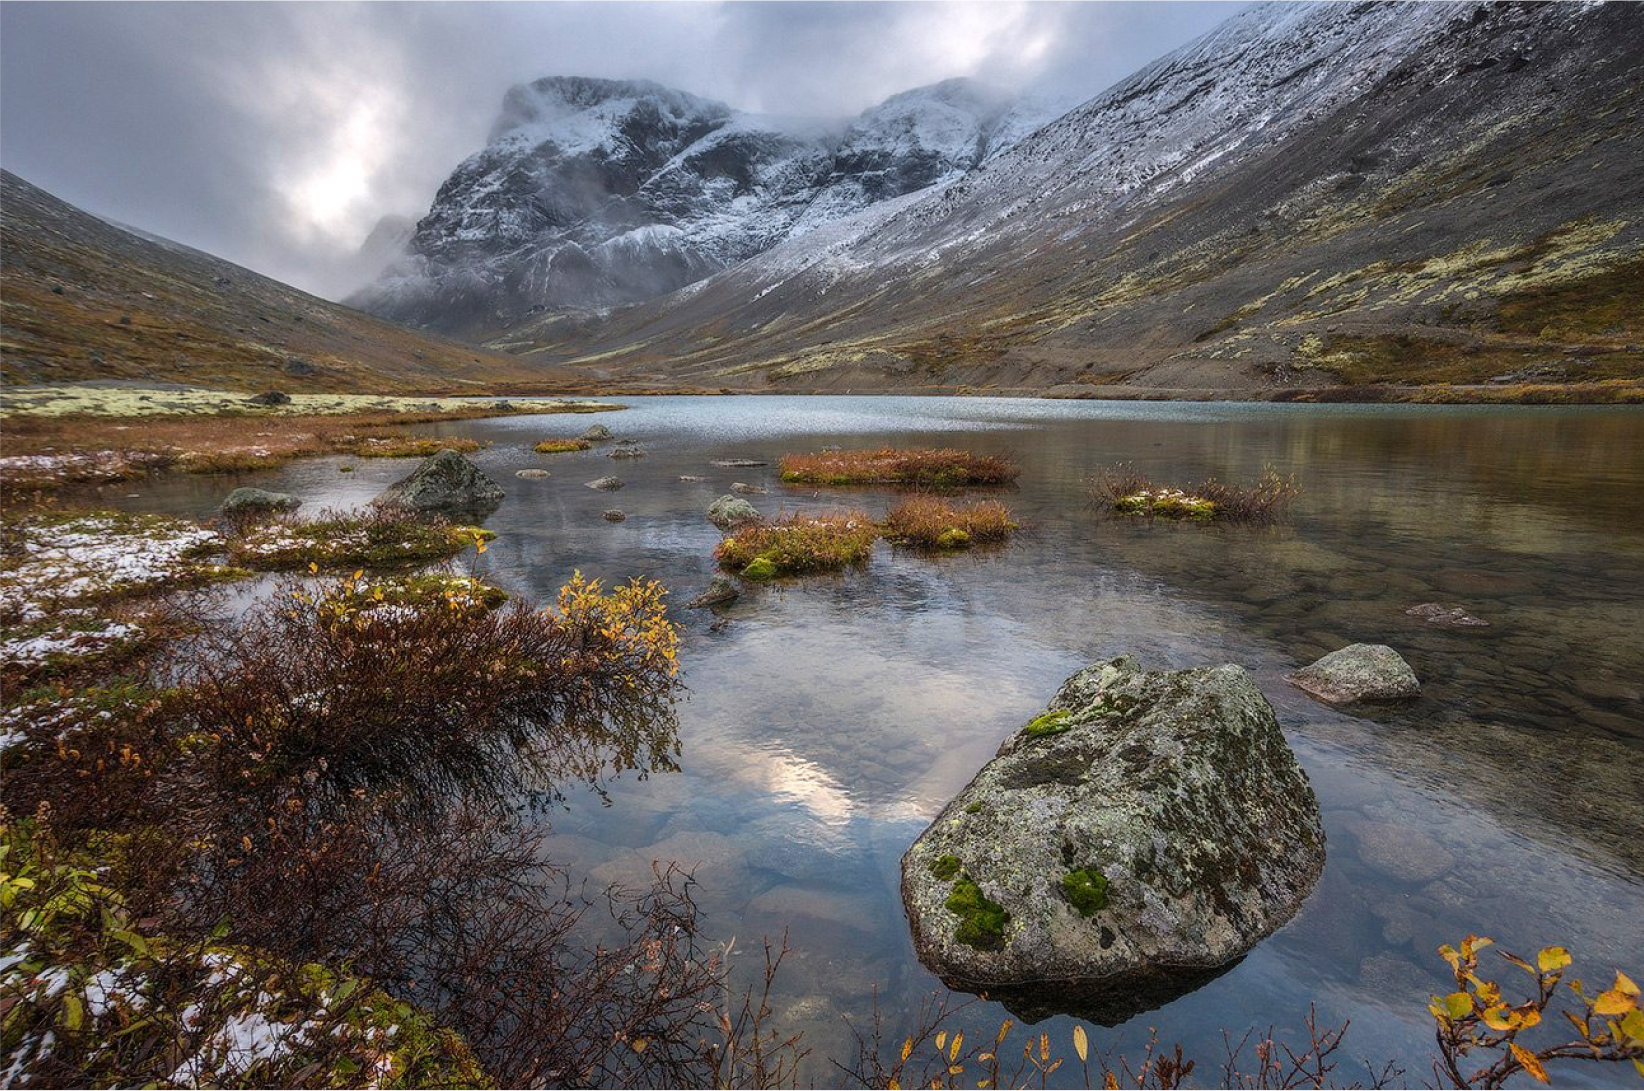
[707,494,761,530]
[902,656,1324,1024]
[372,449,504,517]
[219,487,300,517]
[1285,643,1419,704]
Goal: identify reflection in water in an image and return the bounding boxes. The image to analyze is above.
[103,396,1644,1087]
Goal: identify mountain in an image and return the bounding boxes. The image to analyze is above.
[349,76,1042,338]
[499,1,1644,398]
[0,171,575,394]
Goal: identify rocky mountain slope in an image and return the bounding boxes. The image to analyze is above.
[350,76,1043,338]
[500,1,1644,398]
[0,171,573,394]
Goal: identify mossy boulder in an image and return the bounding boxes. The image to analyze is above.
[1285,643,1419,703]
[902,656,1325,1024]
[707,494,762,530]
[371,449,503,518]
[219,487,301,517]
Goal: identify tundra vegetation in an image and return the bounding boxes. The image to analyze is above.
[222,508,494,570]
[713,511,878,579]
[1093,464,1299,523]
[534,438,594,453]
[779,447,1018,488]
[881,496,1017,550]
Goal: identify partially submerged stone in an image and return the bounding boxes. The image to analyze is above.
[579,424,614,441]
[707,494,761,530]
[516,468,552,479]
[372,449,504,518]
[711,458,767,468]
[731,481,766,495]
[1286,643,1420,703]
[686,575,740,609]
[585,475,624,491]
[1406,602,1489,628]
[219,487,301,517]
[902,656,1324,1024]
[607,445,647,459]
[602,509,626,522]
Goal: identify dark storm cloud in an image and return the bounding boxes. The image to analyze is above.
[0,1,1241,299]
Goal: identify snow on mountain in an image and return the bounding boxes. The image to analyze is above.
[349,75,1043,336]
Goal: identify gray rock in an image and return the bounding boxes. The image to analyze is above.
[246,390,291,406]
[602,509,626,522]
[219,487,301,516]
[585,475,624,491]
[515,468,552,479]
[686,575,740,609]
[607,444,647,459]
[731,481,767,495]
[902,656,1324,1023]
[1406,603,1489,628]
[707,494,762,530]
[1286,643,1420,704]
[372,449,504,516]
[1347,818,1455,884]
[578,424,614,441]
[711,458,767,468]
[678,475,709,482]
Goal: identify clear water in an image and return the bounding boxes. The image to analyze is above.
[101,396,1644,1086]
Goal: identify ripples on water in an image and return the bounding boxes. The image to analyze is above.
[106,396,1644,1087]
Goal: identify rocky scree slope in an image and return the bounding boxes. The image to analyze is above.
[0,171,570,394]
[349,76,1044,339]
[505,1,1644,397]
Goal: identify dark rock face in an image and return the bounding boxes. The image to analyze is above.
[372,449,504,517]
[1286,644,1420,704]
[246,390,291,406]
[902,656,1324,1025]
[349,77,1032,338]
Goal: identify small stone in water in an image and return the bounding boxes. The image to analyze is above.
[1406,602,1489,628]
[603,509,626,522]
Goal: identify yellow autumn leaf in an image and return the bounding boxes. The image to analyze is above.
[1073,1024,1089,1063]
[1537,946,1572,973]
[901,1037,913,1063]
[995,1019,1012,1046]
[1617,971,1640,998]
[631,1038,648,1053]
[1481,1006,1514,1031]
[1444,992,1474,1019]
[936,1032,946,1052]
[950,1031,963,1063]
[1593,989,1635,1016]
[888,1081,900,1090]
[1509,1043,1549,1083]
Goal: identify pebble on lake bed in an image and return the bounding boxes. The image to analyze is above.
[1406,602,1489,628]
[1285,643,1420,704]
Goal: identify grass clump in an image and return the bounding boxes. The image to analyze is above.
[1061,868,1110,917]
[882,496,1017,550]
[533,438,593,454]
[352,435,484,459]
[1093,464,1298,523]
[713,510,877,578]
[1021,709,1074,738]
[930,854,963,881]
[945,876,1010,951]
[779,447,1018,488]
[225,508,494,571]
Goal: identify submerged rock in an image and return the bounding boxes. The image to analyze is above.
[902,655,1324,1024]
[602,509,626,522]
[678,474,709,482]
[1406,602,1489,628]
[515,468,552,479]
[219,487,300,517]
[1286,643,1420,703]
[585,475,624,491]
[707,494,762,530]
[579,424,614,441]
[372,449,504,517]
[607,444,647,459]
[686,575,740,609]
[731,481,767,495]
[711,458,767,468]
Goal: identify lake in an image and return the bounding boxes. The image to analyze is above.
[102,395,1644,1086]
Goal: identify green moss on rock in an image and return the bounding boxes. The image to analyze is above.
[930,854,963,881]
[1061,868,1110,917]
[1022,709,1074,738]
[946,876,1010,950]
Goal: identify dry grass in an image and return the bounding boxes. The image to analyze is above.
[1092,464,1298,523]
[882,496,1017,550]
[533,438,593,453]
[224,508,494,571]
[779,447,1018,488]
[713,510,878,578]
[351,435,484,458]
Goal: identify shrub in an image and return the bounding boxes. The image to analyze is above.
[882,496,1016,549]
[1092,464,1298,523]
[713,511,877,577]
[351,435,484,458]
[533,438,592,454]
[779,447,1018,487]
[225,508,493,570]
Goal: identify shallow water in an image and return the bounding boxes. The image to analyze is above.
[103,396,1644,1086]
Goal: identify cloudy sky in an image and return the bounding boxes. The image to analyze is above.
[1,1,1240,300]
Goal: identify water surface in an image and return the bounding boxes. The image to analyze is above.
[107,396,1644,1086]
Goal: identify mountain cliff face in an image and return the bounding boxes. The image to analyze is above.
[497,1,1644,398]
[350,76,1036,337]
